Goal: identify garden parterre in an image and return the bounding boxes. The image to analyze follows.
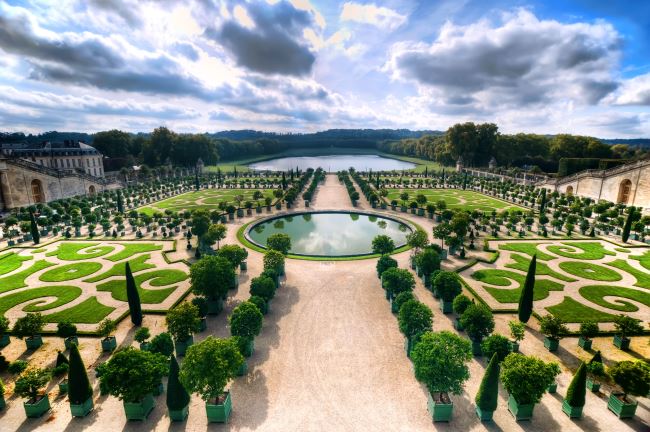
[461,239,650,328]
[0,240,190,331]
[384,189,526,213]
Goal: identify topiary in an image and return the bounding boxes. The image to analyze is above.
[609,360,650,401]
[99,348,167,403]
[480,334,511,362]
[393,291,416,313]
[565,362,587,408]
[229,301,263,340]
[381,267,415,298]
[376,254,398,278]
[500,353,560,405]
[167,355,190,411]
[250,275,276,302]
[460,304,495,342]
[518,254,536,323]
[148,332,175,357]
[398,300,433,339]
[68,343,92,405]
[475,353,500,412]
[452,294,473,316]
[432,271,461,301]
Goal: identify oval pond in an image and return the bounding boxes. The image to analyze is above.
[248,154,415,172]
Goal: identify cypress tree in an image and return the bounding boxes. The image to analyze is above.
[195,172,200,191]
[116,190,124,213]
[462,171,468,190]
[56,351,69,367]
[622,206,636,243]
[125,262,143,325]
[539,189,547,213]
[589,350,602,364]
[518,254,536,323]
[68,343,92,405]
[233,166,237,178]
[588,226,595,237]
[475,353,500,414]
[424,166,428,178]
[565,362,587,408]
[166,356,190,411]
[281,172,287,190]
[29,210,40,244]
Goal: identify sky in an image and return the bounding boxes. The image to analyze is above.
[0,0,649,137]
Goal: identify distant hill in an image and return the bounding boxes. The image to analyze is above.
[600,138,650,148]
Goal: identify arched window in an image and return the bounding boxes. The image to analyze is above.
[617,179,632,204]
[88,185,96,195]
[566,186,573,196]
[31,179,44,203]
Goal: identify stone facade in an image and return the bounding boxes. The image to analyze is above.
[539,159,650,213]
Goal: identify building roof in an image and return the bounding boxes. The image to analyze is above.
[0,140,101,157]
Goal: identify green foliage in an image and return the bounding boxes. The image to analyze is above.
[508,321,525,342]
[97,269,186,303]
[393,291,416,313]
[579,285,650,312]
[608,361,650,397]
[56,320,77,338]
[99,348,167,403]
[13,312,45,338]
[125,261,143,325]
[229,301,263,340]
[190,255,235,300]
[398,300,433,338]
[205,224,227,248]
[565,362,587,408]
[371,235,396,255]
[15,368,51,401]
[191,209,211,239]
[432,271,461,301]
[500,353,560,405]
[39,262,102,282]
[518,254,536,323]
[622,207,636,243]
[480,334,512,362]
[406,230,429,252]
[416,248,440,275]
[376,254,398,278]
[166,302,201,342]
[0,316,8,335]
[460,304,494,342]
[97,319,116,338]
[452,294,473,316]
[29,211,40,245]
[558,261,622,282]
[266,233,292,255]
[539,314,569,340]
[53,352,69,376]
[179,336,243,401]
[475,353,500,411]
[134,327,150,344]
[263,250,285,273]
[579,321,599,339]
[8,360,29,374]
[381,267,415,298]
[216,244,249,268]
[191,296,209,317]
[250,275,277,302]
[613,314,644,338]
[412,331,472,395]
[148,332,174,357]
[167,355,190,411]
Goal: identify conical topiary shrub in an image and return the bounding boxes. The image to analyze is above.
[68,343,93,417]
[475,353,500,421]
[562,362,587,418]
[126,262,143,325]
[167,356,190,421]
[518,255,536,323]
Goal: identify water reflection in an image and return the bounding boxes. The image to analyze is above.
[249,155,416,171]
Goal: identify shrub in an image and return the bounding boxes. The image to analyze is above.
[579,321,598,339]
[166,302,201,342]
[608,360,650,400]
[518,255,536,323]
[97,319,116,339]
[248,295,267,312]
[508,320,525,342]
[266,234,292,255]
[229,301,263,340]
[13,313,45,338]
[167,355,190,411]
[0,316,10,336]
[376,254,398,278]
[393,291,416,313]
[412,331,472,395]
[480,334,511,362]
[15,368,51,402]
[216,244,249,268]
[68,343,92,405]
[250,275,276,302]
[416,248,440,275]
[99,348,167,403]
[452,294,473,316]
[433,271,462,301]
[540,314,569,340]
[134,327,151,344]
[500,353,560,405]
[613,315,644,339]
[475,353,500,412]
[148,332,174,357]
[460,304,494,342]
[9,359,29,374]
[53,351,69,376]
[191,296,209,318]
[56,320,78,339]
[263,250,285,273]
[190,255,235,300]
[398,300,433,339]
[0,354,8,372]
[565,362,587,408]
[382,267,415,298]
[372,235,395,255]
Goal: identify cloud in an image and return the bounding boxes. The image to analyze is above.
[212,1,317,76]
[83,0,142,28]
[608,73,650,105]
[385,9,621,109]
[341,2,407,31]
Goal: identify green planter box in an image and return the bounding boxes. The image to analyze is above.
[427,392,453,422]
[586,378,600,392]
[236,360,248,377]
[578,336,592,350]
[475,406,494,421]
[507,394,535,421]
[547,382,557,394]
[24,395,51,418]
[59,380,69,394]
[231,274,239,290]
[206,392,232,423]
[169,404,189,422]
[404,336,416,357]
[0,334,9,348]
[236,209,244,218]
[198,317,207,332]
[613,335,630,351]
[207,298,223,315]
[123,393,155,421]
[453,318,464,331]
[439,300,453,314]
[102,336,117,352]
[241,338,254,357]
[175,336,194,357]
[65,336,79,350]
[390,298,399,314]
[471,340,482,357]
[240,261,247,271]
[544,337,559,352]
[510,341,519,352]
[607,393,637,419]
[25,335,43,350]
[400,206,407,212]
[562,400,583,418]
[70,397,94,417]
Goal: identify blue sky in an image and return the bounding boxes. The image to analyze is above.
[0,0,649,137]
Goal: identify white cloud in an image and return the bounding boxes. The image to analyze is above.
[607,73,650,106]
[340,2,407,31]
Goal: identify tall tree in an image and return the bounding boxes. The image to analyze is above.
[29,210,40,245]
[538,189,547,213]
[622,206,636,243]
[518,254,536,323]
[116,190,124,214]
[565,361,587,409]
[68,343,93,406]
[475,353,500,415]
[125,262,143,325]
[167,355,190,414]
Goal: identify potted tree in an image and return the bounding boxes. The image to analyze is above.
[612,315,644,351]
[99,348,167,420]
[167,356,191,421]
[134,327,151,350]
[13,313,45,350]
[53,351,69,393]
[475,353,499,421]
[392,291,415,316]
[433,272,461,313]
[562,362,587,418]
[98,319,117,352]
[68,343,94,417]
[500,353,560,421]
[263,249,285,277]
[148,332,175,357]
[586,351,605,392]
[166,302,201,357]
[540,314,568,352]
[452,294,472,331]
[508,320,525,352]
[15,367,52,418]
[190,256,235,315]
[376,254,398,280]
[607,360,650,418]
[578,321,598,350]
[249,295,269,315]
[229,301,263,358]
[0,378,5,410]
[0,316,9,348]
[381,267,415,303]
[460,304,495,356]
[411,331,472,422]
[179,336,243,423]
[57,320,78,350]
[480,334,512,362]
[398,300,433,357]
[192,296,209,331]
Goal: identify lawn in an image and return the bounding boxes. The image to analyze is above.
[472,269,564,302]
[97,269,187,303]
[579,285,650,312]
[546,242,615,260]
[138,188,277,216]
[39,262,103,282]
[384,189,526,213]
[558,261,622,282]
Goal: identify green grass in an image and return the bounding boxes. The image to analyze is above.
[0,260,55,294]
[43,297,114,324]
[498,242,555,261]
[39,262,103,282]
[84,254,156,283]
[506,254,576,282]
[472,269,564,303]
[385,189,525,213]
[546,242,615,260]
[46,243,115,261]
[631,250,650,271]
[138,188,276,216]
[0,286,81,316]
[558,261,623,282]
[615,247,631,253]
[0,252,32,275]
[546,296,619,323]
[106,243,163,262]
[579,285,650,312]
[606,259,650,289]
[97,269,187,303]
